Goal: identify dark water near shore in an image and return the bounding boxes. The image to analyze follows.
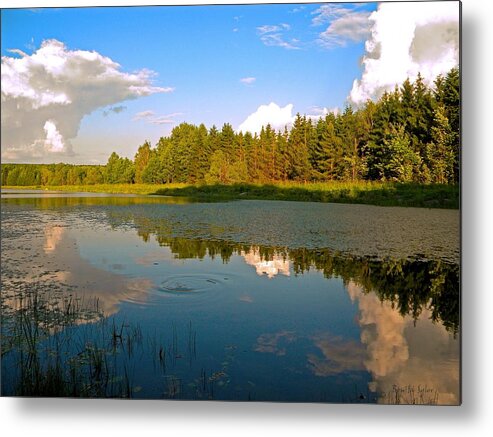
[0,190,460,403]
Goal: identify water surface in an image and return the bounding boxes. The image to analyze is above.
[1,190,460,403]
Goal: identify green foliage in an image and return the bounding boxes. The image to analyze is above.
[104,152,135,184]
[434,68,460,181]
[425,105,456,184]
[205,150,229,184]
[204,149,248,184]
[1,163,104,187]
[383,124,421,182]
[134,141,152,184]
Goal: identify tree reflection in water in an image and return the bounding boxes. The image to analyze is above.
[131,228,459,335]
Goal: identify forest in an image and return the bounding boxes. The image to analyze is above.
[1,68,459,187]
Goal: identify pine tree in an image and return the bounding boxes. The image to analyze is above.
[434,68,460,182]
[220,123,236,157]
[276,128,290,181]
[288,114,312,181]
[258,124,277,181]
[338,106,362,180]
[193,123,211,182]
[425,104,455,183]
[310,117,329,180]
[411,73,435,155]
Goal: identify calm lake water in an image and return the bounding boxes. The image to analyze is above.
[0,190,460,404]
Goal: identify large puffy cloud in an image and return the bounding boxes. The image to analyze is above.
[1,39,172,162]
[349,2,459,106]
[237,102,295,135]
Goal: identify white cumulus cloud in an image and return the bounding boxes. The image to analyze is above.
[349,2,460,106]
[237,102,295,135]
[1,39,172,162]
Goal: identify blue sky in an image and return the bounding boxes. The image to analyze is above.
[1,2,459,164]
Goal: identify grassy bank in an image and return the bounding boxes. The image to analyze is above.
[2,183,183,196]
[2,181,459,209]
[154,182,459,209]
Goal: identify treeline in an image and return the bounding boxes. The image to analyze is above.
[2,68,459,186]
[1,163,105,186]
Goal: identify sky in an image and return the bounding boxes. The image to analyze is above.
[0,1,460,164]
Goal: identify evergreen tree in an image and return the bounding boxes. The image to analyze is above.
[193,123,211,182]
[220,123,236,157]
[288,114,312,181]
[434,68,460,182]
[276,128,290,181]
[425,104,455,183]
[208,125,221,154]
[338,106,362,180]
[410,73,435,155]
[257,124,277,181]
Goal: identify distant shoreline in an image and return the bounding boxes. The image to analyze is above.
[1,182,459,209]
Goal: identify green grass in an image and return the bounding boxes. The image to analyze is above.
[2,181,459,209]
[2,183,187,195]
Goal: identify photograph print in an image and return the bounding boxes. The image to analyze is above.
[0,1,460,404]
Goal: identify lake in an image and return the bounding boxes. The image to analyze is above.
[0,190,460,404]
